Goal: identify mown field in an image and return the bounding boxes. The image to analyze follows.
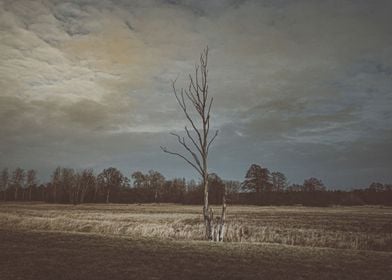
[1,203,392,279]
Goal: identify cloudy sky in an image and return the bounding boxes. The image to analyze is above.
[1,0,391,188]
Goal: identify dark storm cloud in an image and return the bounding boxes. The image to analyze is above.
[0,0,391,187]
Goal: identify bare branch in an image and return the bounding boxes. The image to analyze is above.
[205,97,213,135]
[207,129,219,154]
[169,132,203,172]
[184,89,202,114]
[207,97,213,117]
[187,77,199,104]
[160,146,203,176]
[185,126,203,155]
[172,82,203,147]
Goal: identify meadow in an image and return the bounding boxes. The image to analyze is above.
[1,203,392,250]
[1,203,392,279]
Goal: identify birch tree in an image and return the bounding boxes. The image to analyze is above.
[161,47,226,241]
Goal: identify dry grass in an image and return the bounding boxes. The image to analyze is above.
[1,202,392,251]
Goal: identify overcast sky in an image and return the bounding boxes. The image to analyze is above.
[1,0,391,188]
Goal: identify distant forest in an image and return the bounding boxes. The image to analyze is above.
[1,164,391,206]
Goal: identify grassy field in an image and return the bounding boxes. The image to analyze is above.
[1,203,392,250]
[1,203,392,279]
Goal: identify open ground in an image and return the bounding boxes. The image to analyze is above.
[1,203,392,279]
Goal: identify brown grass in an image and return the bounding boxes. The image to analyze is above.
[1,202,391,251]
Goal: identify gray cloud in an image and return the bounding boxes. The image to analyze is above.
[0,0,391,188]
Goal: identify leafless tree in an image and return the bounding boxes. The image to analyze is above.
[26,169,38,201]
[161,47,226,241]
[51,167,61,203]
[12,168,25,201]
[303,177,326,192]
[271,171,287,192]
[97,167,125,203]
[79,169,96,204]
[61,168,76,204]
[132,170,165,203]
[1,168,9,201]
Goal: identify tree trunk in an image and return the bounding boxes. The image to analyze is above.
[210,186,226,242]
[202,175,227,242]
[14,187,18,201]
[218,188,227,241]
[154,188,159,204]
[29,186,32,201]
[80,186,86,204]
[72,189,77,205]
[256,188,261,205]
[94,186,98,202]
[75,183,81,204]
[3,182,7,201]
[106,189,110,203]
[203,176,213,240]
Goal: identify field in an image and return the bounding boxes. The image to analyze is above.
[1,203,392,279]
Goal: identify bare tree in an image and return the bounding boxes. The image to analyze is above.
[132,170,165,203]
[303,177,326,192]
[11,168,25,201]
[131,171,146,188]
[79,169,96,204]
[1,168,9,201]
[271,171,288,192]
[161,47,226,241]
[26,169,38,201]
[51,167,61,203]
[148,170,165,203]
[61,168,76,204]
[97,167,125,203]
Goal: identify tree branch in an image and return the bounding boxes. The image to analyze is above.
[185,126,203,156]
[172,80,204,147]
[207,129,219,154]
[169,132,203,173]
[160,146,203,176]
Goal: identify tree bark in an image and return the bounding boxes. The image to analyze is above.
[203,177,213,240]
[209,186,226,242]
[218,188,227,241]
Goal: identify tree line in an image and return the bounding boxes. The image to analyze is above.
[0,164,391,206]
